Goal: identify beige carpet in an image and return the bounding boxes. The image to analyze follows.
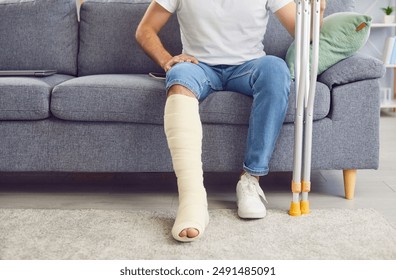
[0,208,395,260]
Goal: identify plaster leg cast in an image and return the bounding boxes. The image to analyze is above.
[164,94,209,242]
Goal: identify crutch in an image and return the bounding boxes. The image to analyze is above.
[289,0,321,216]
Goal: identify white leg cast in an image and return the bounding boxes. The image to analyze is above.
[164,94,209,242]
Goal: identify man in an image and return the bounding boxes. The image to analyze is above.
[136,0,326,242]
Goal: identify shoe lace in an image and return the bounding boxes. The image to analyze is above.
[241,174,268,203]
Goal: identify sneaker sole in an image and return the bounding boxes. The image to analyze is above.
[237,209,266,219]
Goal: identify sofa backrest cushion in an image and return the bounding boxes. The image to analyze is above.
[78,0,355,75]
[78,0,181,76]
[0,0,78,76]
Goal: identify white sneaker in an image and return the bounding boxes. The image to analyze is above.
[236,173,268,219]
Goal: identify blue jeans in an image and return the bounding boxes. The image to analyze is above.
[165,55,290,176]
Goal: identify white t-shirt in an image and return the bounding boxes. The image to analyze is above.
[155,0,292,65]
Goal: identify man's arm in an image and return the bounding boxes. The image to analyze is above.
[135,1,174,70]
[275,0,327,37]
[135,1,198,72]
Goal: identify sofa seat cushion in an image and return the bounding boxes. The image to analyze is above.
[200,81,330,124]
[286,81,330,123]
[51,74,330,125]
[0,75,75,120]
[51,74,167,124]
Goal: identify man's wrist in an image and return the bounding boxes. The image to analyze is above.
[159,56,172,71]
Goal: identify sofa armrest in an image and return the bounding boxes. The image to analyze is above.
[317,53,385,90]
[328,79,380,169]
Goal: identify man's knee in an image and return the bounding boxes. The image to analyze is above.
[166,62,203,99]
[254,56,290,94]
[257,56,290,79]
[168,84,196,98]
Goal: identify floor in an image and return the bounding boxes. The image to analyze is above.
[1,111,396,227]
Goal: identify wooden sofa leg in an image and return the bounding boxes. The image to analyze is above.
[343,169,357,200]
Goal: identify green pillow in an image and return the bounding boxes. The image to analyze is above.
[285,12,372,79]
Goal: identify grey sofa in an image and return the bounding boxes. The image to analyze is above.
[0,0,385,199]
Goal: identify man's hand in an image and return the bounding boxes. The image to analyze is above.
[162,54,199,72]
[320,0,326,13]
[319,0,327,27]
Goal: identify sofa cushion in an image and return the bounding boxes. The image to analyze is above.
[51,75,330,125]
[0,0,78,76]
[200,82,330,125]
[51,75,168,124]
[286,12,372,79]
[78,0,181,76]
[0,75,75,120]
[78,0,356,75]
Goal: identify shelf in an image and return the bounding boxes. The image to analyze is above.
[371,23,396,27]
[366,0,396,111]
[381,100,396,108]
